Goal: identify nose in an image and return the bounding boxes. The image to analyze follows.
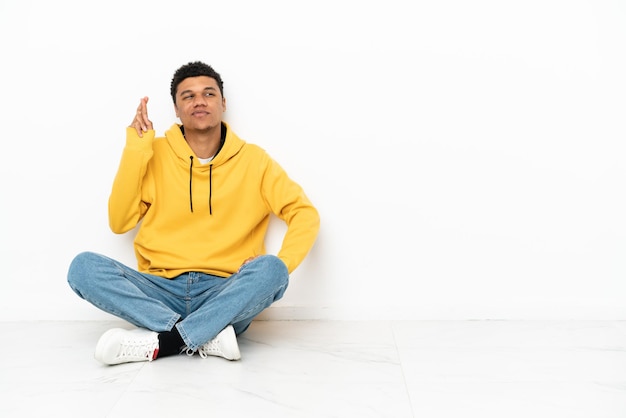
[192,95,207,106]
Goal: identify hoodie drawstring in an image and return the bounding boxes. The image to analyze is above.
[188,156,213,215]
[209,164,213,215]
[189,156,194,213]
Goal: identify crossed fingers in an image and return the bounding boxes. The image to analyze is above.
[130,96,153,137]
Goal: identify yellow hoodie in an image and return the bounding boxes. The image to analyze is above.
[108,122,319,278]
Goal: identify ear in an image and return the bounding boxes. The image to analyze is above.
[174,103,180,118]
[222,97,227,112]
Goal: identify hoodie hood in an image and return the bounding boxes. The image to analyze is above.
[164,121,246,213]
[164,121,245,169]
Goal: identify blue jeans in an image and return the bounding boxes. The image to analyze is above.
[67,251,289,350]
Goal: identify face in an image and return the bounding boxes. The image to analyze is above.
[174,76,226,131]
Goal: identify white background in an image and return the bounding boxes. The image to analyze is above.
[0,0,624,321]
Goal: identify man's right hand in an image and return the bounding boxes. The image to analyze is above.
[129,96,154,137]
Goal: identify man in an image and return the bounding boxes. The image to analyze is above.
[67,61,320,365]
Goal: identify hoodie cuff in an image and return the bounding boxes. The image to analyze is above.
[125,127,155,150]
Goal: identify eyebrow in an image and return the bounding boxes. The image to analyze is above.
[179,86,218,96]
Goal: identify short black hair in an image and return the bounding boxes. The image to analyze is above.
[170,61,224,103]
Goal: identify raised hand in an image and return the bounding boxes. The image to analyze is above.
[129,96,153,137]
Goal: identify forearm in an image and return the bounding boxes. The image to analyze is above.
[277,202,320,274]
[108,128,154,233]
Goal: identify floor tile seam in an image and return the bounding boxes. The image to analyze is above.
[390,321,417,418]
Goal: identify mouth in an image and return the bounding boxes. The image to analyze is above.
[192,111,209,117]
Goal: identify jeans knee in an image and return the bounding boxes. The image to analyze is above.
[241,255,289,292]
[258,255,289,286]
[67,251,98,294]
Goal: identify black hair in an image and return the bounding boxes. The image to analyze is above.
[170,61,224,103]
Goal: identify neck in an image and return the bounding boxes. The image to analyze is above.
[184,124,222,159]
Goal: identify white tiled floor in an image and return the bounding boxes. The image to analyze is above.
[1,320,625,417]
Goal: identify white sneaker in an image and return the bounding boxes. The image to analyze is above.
[95,328,159,365]
[197,325,241,360]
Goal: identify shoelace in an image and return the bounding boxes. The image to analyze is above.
[182,333,226,358]
[198,339,224,359]
[118,338,158,360]
[182,342,222,358]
